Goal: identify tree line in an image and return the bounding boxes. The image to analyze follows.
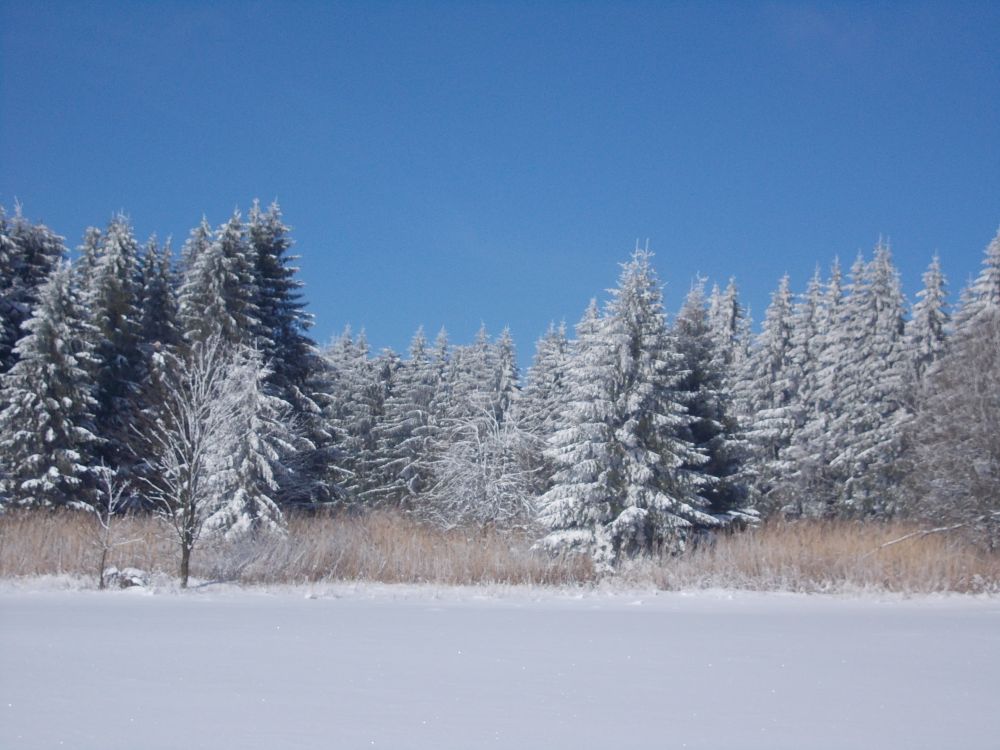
[1,203,998,577]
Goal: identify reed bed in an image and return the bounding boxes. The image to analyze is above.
[1,509,997,593]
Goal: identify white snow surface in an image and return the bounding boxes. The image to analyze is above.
[2,582,998,749]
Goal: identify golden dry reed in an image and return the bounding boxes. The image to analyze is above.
[1,510,997,593]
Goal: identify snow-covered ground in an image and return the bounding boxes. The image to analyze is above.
[2,583,998,749]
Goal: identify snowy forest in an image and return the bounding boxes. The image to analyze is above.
[1,202,998,585]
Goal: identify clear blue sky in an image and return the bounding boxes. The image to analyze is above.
[2,1,998,365]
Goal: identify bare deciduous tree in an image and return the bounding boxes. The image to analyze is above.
[424,408,540,529]
[906,314,1000,550]
[87,463,134,589]
[140,335,284,587]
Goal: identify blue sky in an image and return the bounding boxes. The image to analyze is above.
[2,1,998,365]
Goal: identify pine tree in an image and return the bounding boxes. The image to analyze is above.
[439,324,497,425]
[0,262,100,508]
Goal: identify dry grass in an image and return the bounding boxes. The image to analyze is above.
[0,509,592,587]
[629,519,1000,594]
[1,510,998,593]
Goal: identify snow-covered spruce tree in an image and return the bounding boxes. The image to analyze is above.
[741,274,797,514]
[74,226,103,289]
[82,215,145,478]
[140,334,287,587]
[772,268,827,515]
[424,327,536,528]
[247,200,326,505]
[137,237,181,352]
[248,200,315,392]
[0,262,100,509]
[826,244,909,516]
[906,254,949,387]
[707,277,751,379]
[540,252,711,569]
[519,322,571,493]
[0,206,65,374]
[178,212,260,347]
[320,328,368,502]
[322,330,399,504]
[372,327,443,507]
[786,258,845,516]
[952,228,1000,335]
[203,350,293,540]
[493,326,520,422]
[437,324,498,425]
[674,280,750,522]
[537,300,619,564]
[520,322,570,441]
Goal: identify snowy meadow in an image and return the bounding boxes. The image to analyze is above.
[3,584,999,750]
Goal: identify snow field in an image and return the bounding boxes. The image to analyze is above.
[2,586,998,749]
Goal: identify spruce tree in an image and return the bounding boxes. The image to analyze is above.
[743,274,797,513]
[203,348,291,539]
[953,229,1000,336]
[137,238,181,352]
[178,212,259,347]
[520,323,570,440]
[83,215,144,476]
[0,263,100,508]
[674,280,750,521]
[520,322,570,493]
[247,200,317,406]
[774,268,825,514]
[787,259,845,516]
[247,201,325,505]
[323,329,397,504]
[540,252,710,567]
[908,254,949,384]
[538,300,620,564]
[493,326,520,422]
[0,206,65,374]
[827,244,909,515]
[373,327,442,507]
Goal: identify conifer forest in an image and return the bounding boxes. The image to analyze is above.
[1,203,998,584]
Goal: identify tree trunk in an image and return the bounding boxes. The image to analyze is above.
[180,541,191,588]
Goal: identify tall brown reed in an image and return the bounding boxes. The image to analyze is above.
[1,510,997,593]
